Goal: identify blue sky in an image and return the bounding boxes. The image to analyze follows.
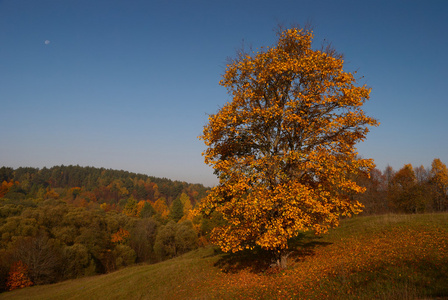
[1,0,447,187]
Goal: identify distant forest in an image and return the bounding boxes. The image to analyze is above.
[1,159,447,292]
[0,165,212,292]
[0,165,209,208]
[355,158,448,215]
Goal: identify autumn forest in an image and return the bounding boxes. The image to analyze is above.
[0,165,210,291]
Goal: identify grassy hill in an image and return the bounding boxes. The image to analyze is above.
[2,213,447,299]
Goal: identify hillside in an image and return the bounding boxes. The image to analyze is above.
[2,213,447,299]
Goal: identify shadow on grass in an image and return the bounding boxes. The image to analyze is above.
[213,233,332,274]
[326,258,448,299]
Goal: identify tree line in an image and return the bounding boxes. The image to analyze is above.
[356,158,448,215]
[0,165,208,207]
[0,165,215,292]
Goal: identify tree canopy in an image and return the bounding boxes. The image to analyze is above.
[198,26,378,265]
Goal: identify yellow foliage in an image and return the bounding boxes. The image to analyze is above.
[431,158,448,191]
[430,158,448,210]
[44,187,59,200]
[198,26,378,254]
[180,192,194,221]
[153,198,169,218]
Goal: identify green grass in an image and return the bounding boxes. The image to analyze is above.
[2,213,448,299]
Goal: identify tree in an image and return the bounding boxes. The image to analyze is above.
[355,168,388,215]
[139,201,156,218]
[123,197,138,217]
[129,217,159,262]
[154,221,177,260]
[0,181,14,198]
[0,167,13,183]
[112,244,136,269]
[174,220,198,255]
[414,165,429,183]
[430,158,448,211]
[383,165,395,186]
[6,261,33,291]
[152,198,169,219]
[169,197,184,222]
[111,228,130,244]
[12,233,63,284]
[62,243,94,279]
[198,26,378,268]
[179,192,194,220]
[388,164,430,213]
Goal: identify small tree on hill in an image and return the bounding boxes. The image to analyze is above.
[6,261,33,291]
[198,26,378,268]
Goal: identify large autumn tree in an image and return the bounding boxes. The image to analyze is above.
[198,26,378,267]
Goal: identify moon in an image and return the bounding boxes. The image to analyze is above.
[44,40,50,45]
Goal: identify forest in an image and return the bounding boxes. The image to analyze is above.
[355,158,448,215]
[0,159,447,292]
[0,165,213,292]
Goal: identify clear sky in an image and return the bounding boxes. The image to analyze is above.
[1,0,447,187]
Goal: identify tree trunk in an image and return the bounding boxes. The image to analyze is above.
[275,251,291,269]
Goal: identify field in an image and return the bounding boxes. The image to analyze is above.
[1,213,447,299]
